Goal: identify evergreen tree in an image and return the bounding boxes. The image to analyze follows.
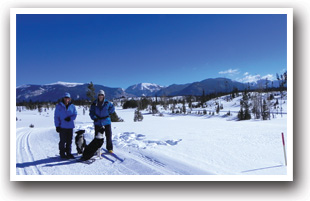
[155,94,158,104]
[216,104,220,114]
[238,92,251,120]
[277,71,287,117]
[86,82,96,102]
[238,108,244,120]
[38,104,43,114]
[201,89,206,107]
[140,97,151,110]
[262,99,270,120]
[243,93,251,120]
[123,99,138,109]
[232,87,239,98]
[188,95,193,111]
[182,100,186,114]
[161,94,168,110]
[252,92,261,119]
[151,102,158,114]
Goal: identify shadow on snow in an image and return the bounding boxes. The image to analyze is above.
[16,154,82,168]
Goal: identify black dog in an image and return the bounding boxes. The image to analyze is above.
[75,130,86,154]
[81,126,105,160]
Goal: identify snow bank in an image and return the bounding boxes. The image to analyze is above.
[14,94,288,178]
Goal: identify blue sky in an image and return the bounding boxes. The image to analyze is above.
[16,14,287,88]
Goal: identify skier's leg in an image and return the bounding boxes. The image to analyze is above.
[58,129,66,157]
[65,128,73,156]
[94,125,104,156]
[105,124,113,151]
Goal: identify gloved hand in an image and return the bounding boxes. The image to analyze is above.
[64,116,71,122]
[56,127,61,133]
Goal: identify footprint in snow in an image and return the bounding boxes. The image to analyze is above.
[116,132,182,148]
[165,139,182,146]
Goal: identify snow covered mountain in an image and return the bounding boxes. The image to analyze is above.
[16,82,130,102]
[156,78,283,96]
[125,83,164,97]
[16,78,284,103]
[45,81,84,87]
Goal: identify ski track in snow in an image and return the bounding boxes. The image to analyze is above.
[16,129,42,175]
[15,128,204,175]
[15,92,288,176]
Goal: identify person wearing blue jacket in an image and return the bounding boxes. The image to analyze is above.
[89,90,115,153]
[54,92,77,159]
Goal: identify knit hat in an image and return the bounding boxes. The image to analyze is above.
[98,90,105,96]
[64,92,71,98]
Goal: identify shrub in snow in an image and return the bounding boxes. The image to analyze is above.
[123,99,138,109]
[111,112,124,122]
[134,110,143,122]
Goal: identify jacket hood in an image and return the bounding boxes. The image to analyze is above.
[60,101,72,107]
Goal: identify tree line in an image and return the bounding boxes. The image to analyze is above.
[17,71,287,121]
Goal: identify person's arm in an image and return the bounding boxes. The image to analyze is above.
[54,105,61,132]
[71,105,77,120]
[108,102,115,115]
[89,103,98,121]
[54,105,60,127]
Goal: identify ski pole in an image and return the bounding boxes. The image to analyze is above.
[282,132,287,166]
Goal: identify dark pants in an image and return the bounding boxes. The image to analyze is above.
[95,124,113,151]
[59,128,73,156]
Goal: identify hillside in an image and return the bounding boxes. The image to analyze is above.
[14,91,288,180]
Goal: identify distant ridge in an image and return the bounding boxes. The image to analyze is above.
[125,83,164,97]
[16,78,283,102]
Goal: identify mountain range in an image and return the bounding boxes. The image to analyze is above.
[16,78,282,102]
[16,82,129,102]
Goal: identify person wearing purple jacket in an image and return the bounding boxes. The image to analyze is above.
[54,92,77,159]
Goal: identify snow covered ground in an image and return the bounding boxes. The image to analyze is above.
[13,93,289,180]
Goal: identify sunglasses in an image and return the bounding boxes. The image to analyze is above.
[98,94,104,96]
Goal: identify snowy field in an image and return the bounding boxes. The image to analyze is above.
[13,94,289,180]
